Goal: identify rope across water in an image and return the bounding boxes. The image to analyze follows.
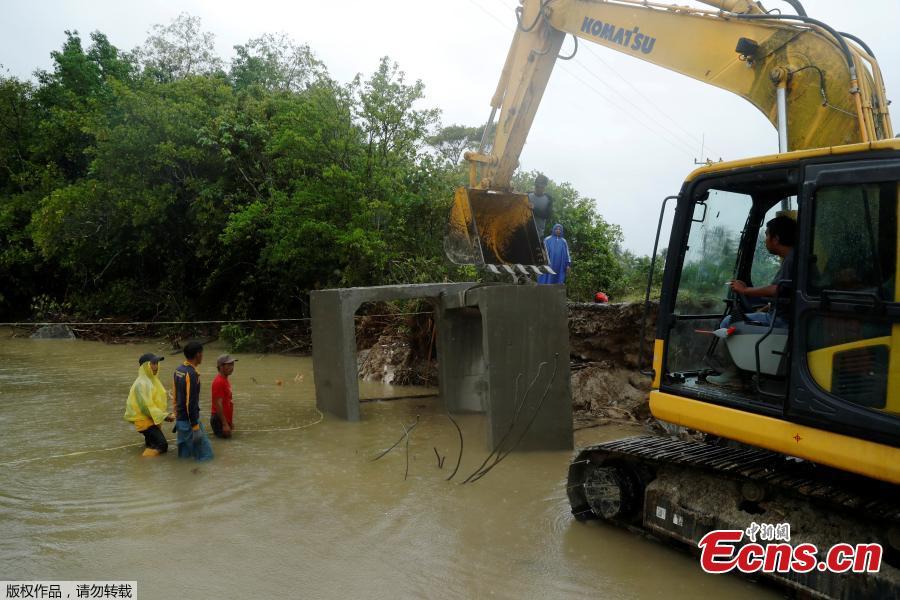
[0,409,324,468]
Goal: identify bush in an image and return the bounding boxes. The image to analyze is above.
[219,323,265,352]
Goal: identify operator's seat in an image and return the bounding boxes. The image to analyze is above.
[723,320,789,376]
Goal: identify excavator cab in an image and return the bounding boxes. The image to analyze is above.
[654,143,900,463]
[569,145,900,598]
[660,178,793,397]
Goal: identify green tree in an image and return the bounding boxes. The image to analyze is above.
[0,75,45,317]
[427,123,485,165]
[230,33,326,93]
[138,13,223,82]
[4,20,665,324]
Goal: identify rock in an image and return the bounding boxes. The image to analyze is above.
[357,333,436,386]
[30,324,75,340]
[571,363,650,421]
[358,334,408,384]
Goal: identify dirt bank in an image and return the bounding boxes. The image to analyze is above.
[357,305,436,386]
[11,299,656,425]
[358,301,659,426]
[568,302,657,427]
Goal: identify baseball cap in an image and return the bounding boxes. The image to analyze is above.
[138,352,165,365]
[216,354,238,367]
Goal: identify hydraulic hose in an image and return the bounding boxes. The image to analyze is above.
[779,0,807,17]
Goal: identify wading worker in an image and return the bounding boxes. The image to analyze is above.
[210,354,237,439]
[124,353,174,457]
[538,223,572,285]
[173,341,213,461]
[528,174,553,237]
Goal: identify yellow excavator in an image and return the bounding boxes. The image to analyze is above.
[447,0,898,596]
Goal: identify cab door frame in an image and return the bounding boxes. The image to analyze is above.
[789,157,900,447]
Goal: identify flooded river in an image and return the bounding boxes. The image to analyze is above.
[0,333,774,598]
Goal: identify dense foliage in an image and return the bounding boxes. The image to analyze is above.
[0,16,659,322]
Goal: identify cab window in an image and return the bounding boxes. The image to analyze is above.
[804,181,898,415]
[807,182,897,299]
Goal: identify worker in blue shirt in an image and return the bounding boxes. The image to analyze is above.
[173,340,214,461]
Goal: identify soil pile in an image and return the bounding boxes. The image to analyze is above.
[357,301,659,425]
[568,302,658,427]
[357,307,437,386]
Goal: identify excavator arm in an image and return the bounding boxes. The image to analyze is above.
[446,0,892,273]
[470,0,891,190]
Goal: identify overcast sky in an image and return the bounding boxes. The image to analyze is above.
[2,0,898,254]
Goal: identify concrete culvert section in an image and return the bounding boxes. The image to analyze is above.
[312,284,574,452]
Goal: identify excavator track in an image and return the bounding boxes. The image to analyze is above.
[567,435,900,599]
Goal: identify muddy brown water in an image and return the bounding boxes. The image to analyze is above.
[0,333,774,598]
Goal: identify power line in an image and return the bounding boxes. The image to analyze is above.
[2,318,311,327]
[570,26,722,157]
[0,408,325,468]
[0,311,434,328]
[466,0,701,159]
[480,0,722,159]
[570,48,720,157]
[490,0,717,155]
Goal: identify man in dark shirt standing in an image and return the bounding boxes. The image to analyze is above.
[173,340,214,461]
[528,174,553,238]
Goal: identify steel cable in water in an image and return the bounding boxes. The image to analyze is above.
[0,409,324,468]
[465,353,559,484]
[461,368,545,483]
[371,415,420,462]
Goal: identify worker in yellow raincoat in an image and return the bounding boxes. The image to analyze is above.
[124,352,174,457]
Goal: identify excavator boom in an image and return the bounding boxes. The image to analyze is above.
[474,0,891,189]
[447,0,892,273]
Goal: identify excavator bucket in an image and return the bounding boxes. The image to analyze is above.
[444,186,553,276]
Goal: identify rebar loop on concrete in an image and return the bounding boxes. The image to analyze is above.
[461,366,546,484]
[444,412,465,482]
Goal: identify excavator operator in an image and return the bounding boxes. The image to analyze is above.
[707,215,797,387]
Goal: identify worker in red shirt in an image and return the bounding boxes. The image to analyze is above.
[210,354,238,438]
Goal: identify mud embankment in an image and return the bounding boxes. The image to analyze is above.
[356,307,437,386]
[568,302,657,427]
[12,300,659,425]
[359,301,659,426]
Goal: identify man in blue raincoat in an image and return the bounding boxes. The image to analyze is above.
[538,223,572,285]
